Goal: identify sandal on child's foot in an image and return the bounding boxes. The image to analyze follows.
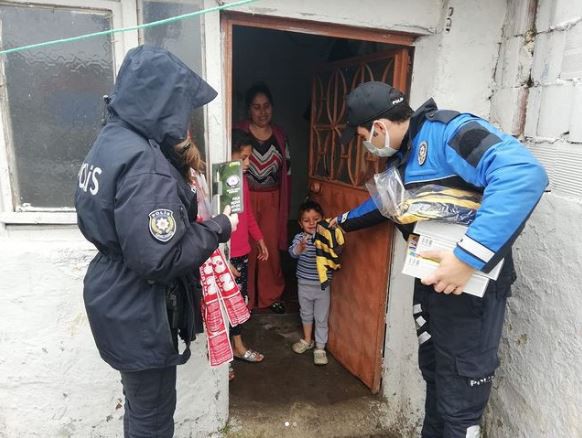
[292,339,314,354]
[234,349,264,363]
[270,302,286,314]
[313,349,328,365]
[228,364,235,381]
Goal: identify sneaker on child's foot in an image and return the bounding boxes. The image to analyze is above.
[313,349,328,365]
[292,339,314,354]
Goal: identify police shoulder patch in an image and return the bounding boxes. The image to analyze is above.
[149,208,176,242]
[418,141,428,166]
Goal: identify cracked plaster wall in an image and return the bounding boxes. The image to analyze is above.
[227,0,442,36]
[486,1,582,436]
[0,228,228,437]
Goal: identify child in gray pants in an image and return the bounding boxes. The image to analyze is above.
[289,200,329,366]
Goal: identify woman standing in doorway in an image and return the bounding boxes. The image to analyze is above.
[235,82,291,313]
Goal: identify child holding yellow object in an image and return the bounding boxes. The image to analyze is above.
[288,200,330,366]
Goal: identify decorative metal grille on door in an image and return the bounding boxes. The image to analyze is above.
[307,47,410,392]
[309,50,409,188]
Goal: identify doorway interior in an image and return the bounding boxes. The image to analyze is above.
[223,13,414,433]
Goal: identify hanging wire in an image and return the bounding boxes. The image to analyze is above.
[0,0,260,56]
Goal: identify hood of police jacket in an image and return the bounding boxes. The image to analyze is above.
[108,45,217,149]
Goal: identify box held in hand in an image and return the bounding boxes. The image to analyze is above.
[402,221,504,297]
[212,160,244,214]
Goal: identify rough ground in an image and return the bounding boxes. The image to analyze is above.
[224,313,399,438]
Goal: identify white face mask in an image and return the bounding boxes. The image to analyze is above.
[362,121,399,157]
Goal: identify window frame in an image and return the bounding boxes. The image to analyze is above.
[0,0,138,224]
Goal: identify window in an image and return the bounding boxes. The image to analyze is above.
[0,0,207,223]
[0,3,117,211]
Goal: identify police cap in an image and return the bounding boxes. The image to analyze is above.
[339,81,406,145]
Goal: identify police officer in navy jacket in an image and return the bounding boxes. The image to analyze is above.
[75,46,236,437]
[335,82,548,438]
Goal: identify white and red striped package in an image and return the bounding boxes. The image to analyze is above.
[199,249,250,367]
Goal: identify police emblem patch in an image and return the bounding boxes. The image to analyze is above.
[226,175,240,187]
[148,209,176,242]
[418,141,428,166]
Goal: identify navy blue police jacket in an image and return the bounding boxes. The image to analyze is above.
[338,99,548,273]
[75,46,231,372]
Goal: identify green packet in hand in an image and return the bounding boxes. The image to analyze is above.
[212,160,244,214]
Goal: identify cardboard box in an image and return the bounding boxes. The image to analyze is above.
[402,221,503,297]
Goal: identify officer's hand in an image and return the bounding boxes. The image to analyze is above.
[328,216,346,232]
[328,217,339,228]
[223,205,239,232]
[419,250,475,295]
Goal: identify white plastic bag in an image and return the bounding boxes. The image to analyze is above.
[365,166,410,219]
[366,167,482,225]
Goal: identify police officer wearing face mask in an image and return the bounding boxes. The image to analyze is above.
[334,82,548,438]
[75,46,238,437]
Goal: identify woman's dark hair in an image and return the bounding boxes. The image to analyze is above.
[298,200,324,220]
[231,129,253,153]
[361,102,414,130]
[245,82,274,108]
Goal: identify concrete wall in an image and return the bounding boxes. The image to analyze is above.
[485,1,582,436]
[411,0,508,116]
[0,228,227,437]
[230,0,442,35]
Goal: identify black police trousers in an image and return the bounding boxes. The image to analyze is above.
[120,366,177,438]
[413,259,513,438]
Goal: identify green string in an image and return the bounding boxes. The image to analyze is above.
[0,0,258,56]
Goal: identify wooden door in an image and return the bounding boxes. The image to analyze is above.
[308,49,410,392]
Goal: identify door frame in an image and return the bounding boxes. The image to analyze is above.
[220,11,416,391]
[221,11,414,135]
